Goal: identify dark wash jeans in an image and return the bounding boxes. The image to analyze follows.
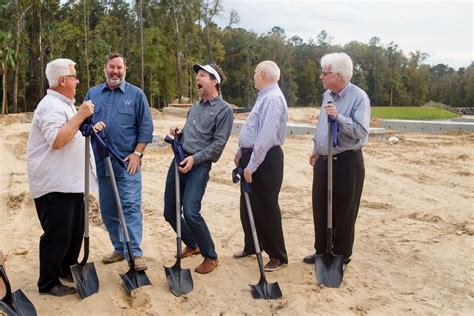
[163,160,217,259]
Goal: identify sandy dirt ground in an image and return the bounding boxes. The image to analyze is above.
[0,109,473,315]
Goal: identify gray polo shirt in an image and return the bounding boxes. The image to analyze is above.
[313,82,371,156]
[181,96,234,165]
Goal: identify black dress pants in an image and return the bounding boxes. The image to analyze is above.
[239,146,288,263]
[34,192,84,292]
[312,150,365,262]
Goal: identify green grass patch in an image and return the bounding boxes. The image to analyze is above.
[371,107,458,120]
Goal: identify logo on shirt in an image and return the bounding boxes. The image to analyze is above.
[123,100,133,106]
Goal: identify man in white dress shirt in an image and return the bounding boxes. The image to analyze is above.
[27,58,96,297]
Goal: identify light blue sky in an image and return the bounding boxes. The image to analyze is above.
[216,0,473,69]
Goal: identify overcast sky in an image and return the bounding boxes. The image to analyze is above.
[216,0,473,69]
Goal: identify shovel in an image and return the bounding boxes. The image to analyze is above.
[104,156,151,295]
[243,193,282,300]
[315,112,344,288]
[70,136,99,299]
[0,266,37,316]
[164,159,193,297]
[232,167,282,300]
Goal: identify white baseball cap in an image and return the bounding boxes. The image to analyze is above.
[193,64,221,84]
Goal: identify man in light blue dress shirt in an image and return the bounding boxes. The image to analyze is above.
[303,52,370,267]
[233,61,289,272]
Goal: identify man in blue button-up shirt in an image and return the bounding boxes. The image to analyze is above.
[85,53,154,271]
[232,61,289,272]
[303,52,370,268]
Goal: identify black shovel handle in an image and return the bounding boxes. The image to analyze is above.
[104,156,136,267]
[0,266,13,306]
[243,192,266,280]
[174,160,183,265]
[80,136,91,265]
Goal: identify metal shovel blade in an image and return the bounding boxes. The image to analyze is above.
[315,253,344,288]
[70,262,99,299]
[249,276,282,300]
[164,263,193,297]
[120,268,151,295]
[0,266,37,316]
[0,300,16,316]
[10,290,37,316]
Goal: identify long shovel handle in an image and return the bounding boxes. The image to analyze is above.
[327,120,333,230]
[326,119,335,254]
[79,136,91,266]
[243,192,265,278]
[104,156,135,264]
[84,136,90,238]
[174,161,183,262]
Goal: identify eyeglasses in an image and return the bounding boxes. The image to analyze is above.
[63,74,77,79]
[321,71,334,77]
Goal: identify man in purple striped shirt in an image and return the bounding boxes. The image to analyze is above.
[233,60,288,272]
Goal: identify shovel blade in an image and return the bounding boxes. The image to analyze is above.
[0,300,16,316]
[120,269,151,295]
[9,289,37,316]
[315,253,344,288]
[70,262,99,299]
[249,281,282,300]
[164,265,193,297]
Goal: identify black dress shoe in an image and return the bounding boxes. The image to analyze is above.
[233,250,254,259]
[45,284,76,297]
[303,253,316,264]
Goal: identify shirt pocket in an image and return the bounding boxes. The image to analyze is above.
[117,105,134,127]
[198,110,217,131]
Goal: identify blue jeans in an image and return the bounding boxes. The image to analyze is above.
[98,170,143,258]
[163,160,217,259]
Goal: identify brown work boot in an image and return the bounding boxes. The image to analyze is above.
[194,258,218,274]
[180,247,201,258]
[133,257,148,271]
[102,251,125,264]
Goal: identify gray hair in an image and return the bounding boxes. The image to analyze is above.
[321,52,353,82]
[45,58,76,88]
[257,60,280,80]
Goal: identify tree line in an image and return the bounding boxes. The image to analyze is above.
[1,0,473,115]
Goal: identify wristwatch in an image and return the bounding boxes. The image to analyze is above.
[134,151,144,158]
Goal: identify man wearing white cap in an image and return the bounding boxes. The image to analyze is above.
[164,63,234,274]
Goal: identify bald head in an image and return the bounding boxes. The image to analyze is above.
[254,60,280,90]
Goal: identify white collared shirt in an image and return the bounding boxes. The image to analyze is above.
[27,89,97,199]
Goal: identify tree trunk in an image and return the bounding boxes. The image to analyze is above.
[13,2,32,113]
[170,0,183,101]
[139,0,144,90]
[2,69,8,114]
[38,1,45,98]
[84,0,90,90]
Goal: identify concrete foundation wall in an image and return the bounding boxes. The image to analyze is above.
[380,119,474,133]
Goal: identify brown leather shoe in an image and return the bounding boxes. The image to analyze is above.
[102,251,125,264]
[181,247,201,258]
[264,258,286,272]
[194,258,218,274]
[233,250,254,259]
[133,256,148,271]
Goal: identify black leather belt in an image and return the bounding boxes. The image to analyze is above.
[241,147,253,154]
[320,149,360,161]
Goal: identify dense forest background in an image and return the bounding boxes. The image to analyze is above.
[1,0,473,114]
